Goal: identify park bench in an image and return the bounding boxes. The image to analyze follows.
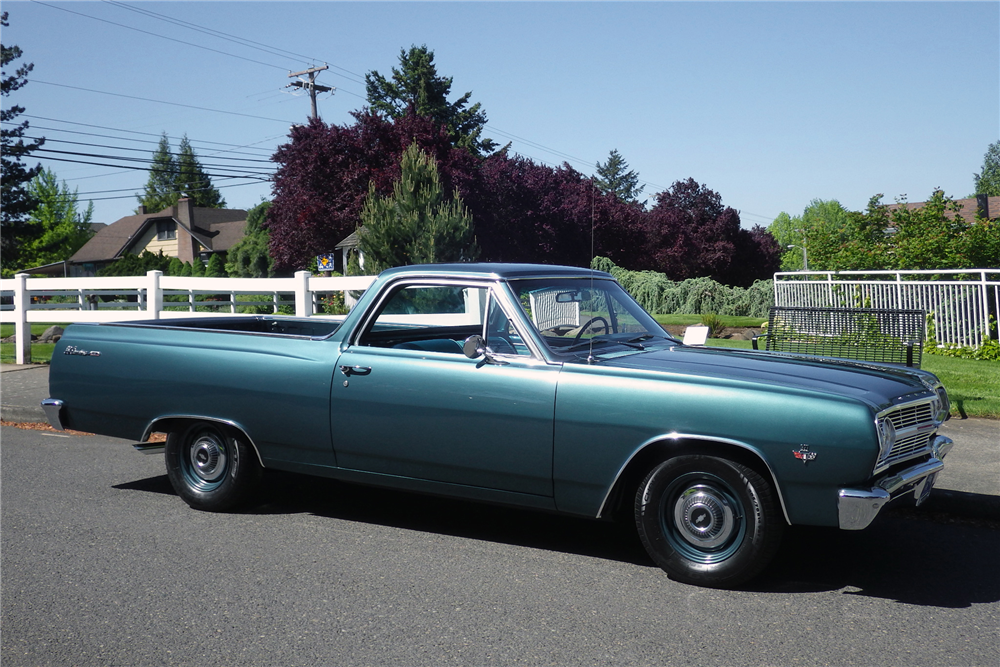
[751,306,925,368]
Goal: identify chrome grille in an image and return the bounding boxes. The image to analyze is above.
[876,399,939,470]
[884,431,933,465]
[885,403,934,431]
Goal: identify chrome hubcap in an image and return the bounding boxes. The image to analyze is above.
[189,433,227,483]
[673,484,736,549]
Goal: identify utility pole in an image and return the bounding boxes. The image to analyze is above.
[287,65,334,120]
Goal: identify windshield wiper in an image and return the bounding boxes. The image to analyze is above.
[627,334,674,345]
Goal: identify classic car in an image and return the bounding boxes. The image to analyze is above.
[42,263,953,588]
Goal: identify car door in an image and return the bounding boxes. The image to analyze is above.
[330,281,559,497]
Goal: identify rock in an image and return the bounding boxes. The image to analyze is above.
[38,326,65,343]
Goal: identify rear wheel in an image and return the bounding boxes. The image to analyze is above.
[635,455,783,588]
[165,422,261,512]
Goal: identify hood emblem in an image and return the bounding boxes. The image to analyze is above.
[793,445,817,464]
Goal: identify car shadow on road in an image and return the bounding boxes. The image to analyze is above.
[255,469,654,567]
[753,508,1000,607]
[116,469,1000,606]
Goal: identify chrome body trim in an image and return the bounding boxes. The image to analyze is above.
[132,442,166,455]
[41,398,65,431]
[837,436,952,530]
[141,415,265,468]
[595,432,791,525]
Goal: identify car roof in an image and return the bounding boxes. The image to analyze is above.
[378,263,613,281]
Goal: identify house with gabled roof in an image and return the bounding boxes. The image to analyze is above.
[26,198,247,277]
[888,194,999,225]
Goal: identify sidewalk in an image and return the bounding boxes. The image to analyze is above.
[0,363,51,423]
[2,362,997,520]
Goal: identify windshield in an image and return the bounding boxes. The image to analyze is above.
[508,277,678,358]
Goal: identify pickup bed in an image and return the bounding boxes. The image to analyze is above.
[44,263,954,588]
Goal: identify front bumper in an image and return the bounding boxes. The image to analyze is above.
[837,435,954,530]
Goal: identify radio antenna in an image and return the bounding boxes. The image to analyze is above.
[588,177,597,363]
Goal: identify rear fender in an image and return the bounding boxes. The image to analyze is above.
[141,416,265,468]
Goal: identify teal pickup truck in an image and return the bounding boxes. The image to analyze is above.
[43,263,953,588]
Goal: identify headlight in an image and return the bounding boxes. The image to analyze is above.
[877,417,896,461]
[935,386,950,422]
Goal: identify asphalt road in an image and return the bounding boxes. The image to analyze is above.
[2,425,998,667]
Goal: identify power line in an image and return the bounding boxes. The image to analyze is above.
[103,0,369,86]
[23,123,274,157]
[25,3,745,212]
[32,152,272,181]
[21,115,281,154]
[17,135,276,166]
[31,81,297,124]
[31,0,292,72]
[61,180,265,204]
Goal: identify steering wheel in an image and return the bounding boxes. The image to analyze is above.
[572,316,611,343]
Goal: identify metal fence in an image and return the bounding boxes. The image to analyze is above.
[1,271,376,364]
[773,269,1000,349]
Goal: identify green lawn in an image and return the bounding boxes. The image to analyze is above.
[4,322,997,419]
[1,323,67,365]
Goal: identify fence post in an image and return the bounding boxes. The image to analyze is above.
[294,271,311,317]
[147,270,163,319]
[14,273,30,365]
[982,270,992,342]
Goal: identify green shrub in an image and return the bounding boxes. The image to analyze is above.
[700,313,726,338]
[592,257,774,317]
[924,338,1000,361]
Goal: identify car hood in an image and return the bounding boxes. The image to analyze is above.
[593,345,936,412]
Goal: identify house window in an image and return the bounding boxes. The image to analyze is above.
[156,220,177,240]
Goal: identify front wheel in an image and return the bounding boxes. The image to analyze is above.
[165,422,262,512]
[635,455,783,588]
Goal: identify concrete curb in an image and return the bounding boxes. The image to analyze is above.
[0,404,47,423]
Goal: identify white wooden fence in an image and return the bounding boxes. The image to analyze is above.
[1,271,376,364]
[774,269,1000,348]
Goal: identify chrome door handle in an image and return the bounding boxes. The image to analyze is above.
[340,365,372,377]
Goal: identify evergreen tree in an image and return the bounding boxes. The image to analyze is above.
[166,256,185,276]
[358,142,478,273]
[1,11,46,276]
[137,133,224,212]
[138,133,178,212]
[97,250,171,277]
[177,135,225,207]
[20,168,95,270]
[974,140,1000,197]
[365,45,496,155]
[595,149,644,204]
[205,253,226,277]
[226,201,274,277]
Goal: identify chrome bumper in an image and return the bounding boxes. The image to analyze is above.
[837,435,953,530]
[41,398,65,431]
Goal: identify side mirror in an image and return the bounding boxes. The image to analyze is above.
[463,335,486,359]
[463,335,509,366]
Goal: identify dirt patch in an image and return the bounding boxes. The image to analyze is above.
[0,420,167,441]
[1,420,93,435]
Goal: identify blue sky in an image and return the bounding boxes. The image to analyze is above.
[4,1,998,231]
